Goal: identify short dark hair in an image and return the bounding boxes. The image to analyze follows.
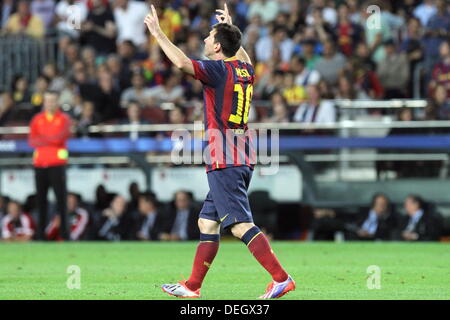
[44,89,60,97]
[407,194,424,209]
[212,23,242,58]
[371,192,389,208]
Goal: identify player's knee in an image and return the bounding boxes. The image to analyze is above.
[198,218,219,234]
[230,222,255,239]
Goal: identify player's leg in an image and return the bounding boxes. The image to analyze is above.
[230,222,288,282]
[34,167,50,240]
[185,217,220,291]
[162,191,220,298]
[208,166,295,298]
[230,222,295,298]
[49,165,69,240]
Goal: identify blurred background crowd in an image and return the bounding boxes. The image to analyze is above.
[0,0,449,243]
[0,0,449,132]
[0,185,445,242]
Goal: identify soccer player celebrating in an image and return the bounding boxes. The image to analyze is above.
[145,3,295,299]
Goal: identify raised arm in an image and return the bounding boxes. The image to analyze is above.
[216,4,252,65]
[144,5,194,75]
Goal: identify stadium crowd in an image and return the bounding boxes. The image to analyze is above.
[0,185,447,242]
[0,1,449,243]
[0,0,449,130]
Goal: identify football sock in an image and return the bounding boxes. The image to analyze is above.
[241,226,288,283]
[186,233,220,291]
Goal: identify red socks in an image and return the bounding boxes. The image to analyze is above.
[186,226,288,291]
[242,226,288,283]
[186,233,220,291]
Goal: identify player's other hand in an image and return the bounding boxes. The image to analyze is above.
[144,4,161,37]
[215,3,233,25]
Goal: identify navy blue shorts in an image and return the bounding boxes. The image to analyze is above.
[199,165,254,229]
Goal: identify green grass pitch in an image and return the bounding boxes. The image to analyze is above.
[0,241,449,300]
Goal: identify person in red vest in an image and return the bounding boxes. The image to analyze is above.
[28,90,71,240]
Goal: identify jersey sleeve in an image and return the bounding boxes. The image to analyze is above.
[190,59,226,87]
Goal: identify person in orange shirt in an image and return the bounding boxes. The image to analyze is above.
[2,0,45,38]
[28,90,72,240]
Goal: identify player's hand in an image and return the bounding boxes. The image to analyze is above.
[144,4,161,37]
[215,3,232,24]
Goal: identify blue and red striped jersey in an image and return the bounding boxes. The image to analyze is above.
[191,56,257,172]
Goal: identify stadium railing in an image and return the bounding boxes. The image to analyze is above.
[0,36,65,92]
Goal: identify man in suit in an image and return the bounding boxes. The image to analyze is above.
[134,192,164,240]
[399,195,442,241]
[120,100,151,139]
[351,193,399,241]
[160,191,200,241]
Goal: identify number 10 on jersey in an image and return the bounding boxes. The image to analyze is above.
[229,84,253,125]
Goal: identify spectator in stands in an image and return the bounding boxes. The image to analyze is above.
[422,0,450,79]
[377,39,410,99]
[42,63,66,92]
[429,40,450,100]
[28,90,71,240]
[255,25,294,64]
[262,92,291,123]
[55,0,88,39]
[81,0,117,56]
[2,0,44,38]
[291,55,321,88]
[74,100,101,138]
[399,195,442,241]
[12,75,31,106]
[120,101,151,140]
[247,0,280,24]
[0,91,15,125]
[31,0,55,30]
[299,38,321,70]
[293,84,336,125]
[31,74,50,111]
[94,184,113,212]
[1,200,35,242]
[282,71,307,106]
[128,182,140,212]
[160,191,199,241]
[81,46,98,82]
[168,104,187,125]
[147,71,185,105]
[347,193,399,241]
[315,39,347,86]
[113,0,149,48]
[335,2,363,57]
[94,70,121,121]
[105,53,132,91]
[413,0,437,27]
[401,17,424,98]
[63,41,82,73]
[134,192,164,241]
[46,192,89,241]
[0,0,16,29]
[120,70,153,108]
[336,74,356,100]
[96,194,129,241]
[431,85,450,120]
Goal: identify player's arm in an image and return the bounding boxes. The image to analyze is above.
[216,4,252,65]
[144,5,194,75]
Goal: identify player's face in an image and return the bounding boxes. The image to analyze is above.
[204,29,219,58]
[43,93,59,114]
